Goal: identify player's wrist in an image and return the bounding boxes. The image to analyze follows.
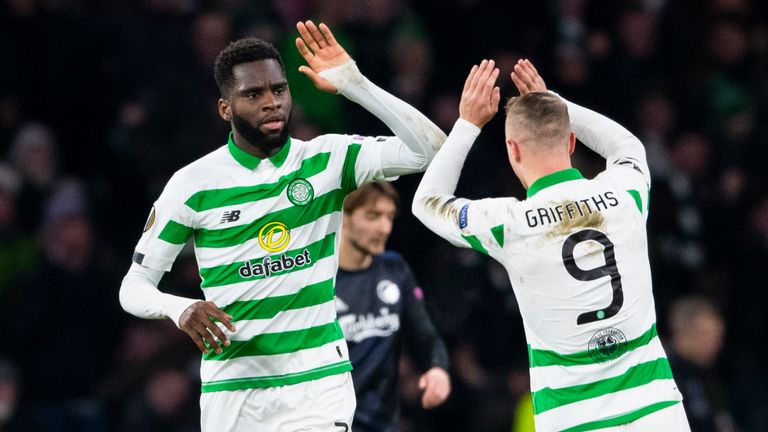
[318,59,361,94]
[162,295,201,328]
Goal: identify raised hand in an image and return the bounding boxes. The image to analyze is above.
[459,59,501,128]
[295,20,352,93]
[179,301,236,354]
[510,59,548,95]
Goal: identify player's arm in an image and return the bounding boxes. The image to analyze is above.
[400,264,451,409]
[412,60,500,244]
[119,264,235,355]
[118,176,235,354]
[295,20,446,176]
[512,59,650,185]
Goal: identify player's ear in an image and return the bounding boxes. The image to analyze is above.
[218,98,232,121]
[568,131,576,155]
[506,138,521,161]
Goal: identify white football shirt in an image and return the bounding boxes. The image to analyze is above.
[134,133,407,393]
[413,98,684,431]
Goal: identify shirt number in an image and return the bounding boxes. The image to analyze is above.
[561,229,624,325]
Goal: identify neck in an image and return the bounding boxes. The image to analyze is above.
[232,129,283,159]
[523,157,572,190]
[339,239,373,271]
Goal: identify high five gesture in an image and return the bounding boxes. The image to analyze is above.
[460,59,501,128]
[295,20,352,93]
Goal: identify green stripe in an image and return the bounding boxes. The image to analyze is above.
[529,324,658,367]
[462,234,489,255]
[627,189,642,213]
[199,233,336,288]
[646,188,651,213]
[491,224,505,247]
[185,152,331,212]
[227,134,291,170]
[202,321,344,361]
[222,278,334,320]
[158,220,193,244]
[340,144,362,193]
[527,168,585,198]
[201,361,352,393]
[532,357,674,414]
[195,188,346,248]
[561,400,679,431]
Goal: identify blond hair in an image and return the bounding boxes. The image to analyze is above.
[504,92,570,150]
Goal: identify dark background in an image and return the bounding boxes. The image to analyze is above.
[0,0,766,431]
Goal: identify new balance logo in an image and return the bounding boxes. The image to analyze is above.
[220,210,241,224]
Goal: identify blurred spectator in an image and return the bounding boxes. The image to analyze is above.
[8,122,60,233]
[118,367,199,432]
[667,296,737,432]
[649,131,717,302]
[0,0,766,429]
[0,358,41,431]
[634,89,676,180]
[8,207,124,432]
[0,163,38,355]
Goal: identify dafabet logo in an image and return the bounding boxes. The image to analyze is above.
[258,221,290,252]
[239,221,311,279]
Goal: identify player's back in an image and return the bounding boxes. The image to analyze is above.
[492,169,682,430]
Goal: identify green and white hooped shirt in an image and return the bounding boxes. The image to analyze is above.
[453,167,681,431]
[133,133,400,393]
[413,101,684,431]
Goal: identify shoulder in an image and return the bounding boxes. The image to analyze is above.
[163,146,229,199]
[173,146,228,182]
[462,196,521,227]
[378,251,413,273]
[304,133,354,149]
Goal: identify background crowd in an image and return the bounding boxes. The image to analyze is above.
[0,0,766,431]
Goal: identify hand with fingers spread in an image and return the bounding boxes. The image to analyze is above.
[459,59,501,128]
[179,301,237,355]
[510,59,548,95]
[295,20,352,93]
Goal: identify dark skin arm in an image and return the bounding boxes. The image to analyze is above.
[179,301,236,355]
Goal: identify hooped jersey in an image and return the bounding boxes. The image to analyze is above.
[133,133,400,393]
[425,159,682,431]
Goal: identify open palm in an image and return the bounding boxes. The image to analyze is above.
[295,20,352,93]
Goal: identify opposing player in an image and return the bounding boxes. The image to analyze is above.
[336,182,450,431]
[118,21,446,431]
[412,59,689,431]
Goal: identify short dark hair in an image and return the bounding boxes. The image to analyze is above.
[343,182,401,215]
[214,38,285,97]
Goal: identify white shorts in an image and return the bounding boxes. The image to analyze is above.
[599,402,691,432]
[200,372,356,432]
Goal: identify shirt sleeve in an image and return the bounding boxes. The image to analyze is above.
[412,118,519,255]
[560,94,651,217]
[334,135,407,192]
[119,262,198,326]
[399,260,450,371]
[319,61,447,178]
[133,173,197,272]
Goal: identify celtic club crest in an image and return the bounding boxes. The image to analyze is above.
[287,178,314,206]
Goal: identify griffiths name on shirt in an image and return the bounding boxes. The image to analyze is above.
[525,191,619,228]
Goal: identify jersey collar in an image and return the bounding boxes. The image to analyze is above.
[227,132,291,170]
[526,168,585,198]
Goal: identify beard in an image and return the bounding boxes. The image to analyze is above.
[231,109,292,154]
[349,235,385,258]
